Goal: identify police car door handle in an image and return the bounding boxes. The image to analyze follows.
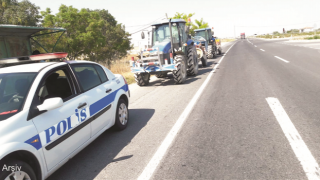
[78,102,87,109]
[106,89,112,93]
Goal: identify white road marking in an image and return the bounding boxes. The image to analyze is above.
[266,97,320,180]
[260,49,265,51]
[137,41,238,180]
[274,56,289,63]
[255,45,257,47]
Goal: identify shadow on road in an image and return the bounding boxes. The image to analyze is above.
[47,108,155,180]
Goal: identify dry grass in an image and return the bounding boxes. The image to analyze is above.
[109,58,135,85]
[221,38,236,42]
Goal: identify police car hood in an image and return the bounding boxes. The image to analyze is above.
[0,110,33,146]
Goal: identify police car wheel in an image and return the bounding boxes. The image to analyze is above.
[0,159,37,180]
[114,99,128,131]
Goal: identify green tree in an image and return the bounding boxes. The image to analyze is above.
[273,31,280,35]
[171,12,195,27]
[287,29,300,34]
[191,18,209,35]
[1,0,41,26]
[0,0,16,20]
[192,18,209,29]
[41,5,131,66]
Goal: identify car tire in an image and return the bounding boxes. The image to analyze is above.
[0,159,37,180]
[113,98,129,131]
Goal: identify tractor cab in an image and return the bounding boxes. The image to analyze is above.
[194,27,217,59]
[0,25,66,66]
[151,19,189,55]
[194,28,213,45]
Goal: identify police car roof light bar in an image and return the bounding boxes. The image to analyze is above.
[0,52,68,65]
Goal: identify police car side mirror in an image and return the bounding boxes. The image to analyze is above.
[37,97,63,111]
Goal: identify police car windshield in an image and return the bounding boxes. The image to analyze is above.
[0,73,36,121]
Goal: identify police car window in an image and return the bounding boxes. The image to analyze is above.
[94,65,108,83]
[38,69,73,102]
[71,64,102,91]
[0,73,36,121]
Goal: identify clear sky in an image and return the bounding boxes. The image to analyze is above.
[28,0,320,39]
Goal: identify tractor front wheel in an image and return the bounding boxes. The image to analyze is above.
[134,73,150,86]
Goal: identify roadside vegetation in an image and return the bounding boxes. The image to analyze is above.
[255,29,320,40]
[305,35,320,40]
[108,59,135,84]
[221,38,236,42]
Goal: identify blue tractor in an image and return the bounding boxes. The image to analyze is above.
[131,19,198,86]
[194,28,218,59]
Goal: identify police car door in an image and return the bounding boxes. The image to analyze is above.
[29,66,91,171]
[71,64,115,136]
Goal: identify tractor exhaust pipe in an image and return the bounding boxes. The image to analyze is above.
[168,19,174,56]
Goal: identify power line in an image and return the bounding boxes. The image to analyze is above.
[129,16,166,35]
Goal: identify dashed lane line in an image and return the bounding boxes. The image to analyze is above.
[274,56,289,63]
[266,97,320,180]
[260,49,265,51]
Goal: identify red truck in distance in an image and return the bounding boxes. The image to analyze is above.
[241,33,245,39]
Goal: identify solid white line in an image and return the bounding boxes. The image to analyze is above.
[274,56,289,63]
[266,97,320,180]
[137,41,238,180]
[260,49,265,51]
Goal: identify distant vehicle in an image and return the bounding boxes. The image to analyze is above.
[0,25,130,180]
[241,33,246,39]
[194,28,218,59]
[192,36,208,67]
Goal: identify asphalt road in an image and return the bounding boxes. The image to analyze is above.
[47,39,320,180]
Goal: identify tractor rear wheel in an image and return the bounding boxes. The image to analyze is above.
[201,53,207,67]
[187,49,198,76]
[212,46,217,58]
[134,73,150,86]
[173,55,187,84]
[207,45,213,59]
[155,72,167,78]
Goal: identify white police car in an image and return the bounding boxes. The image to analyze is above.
[0,53,130,180]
